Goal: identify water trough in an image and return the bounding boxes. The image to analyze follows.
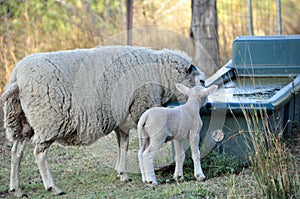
[200,35,300,163]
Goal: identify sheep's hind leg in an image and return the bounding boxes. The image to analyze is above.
[115,129,131,182]
[34,144,65,195]
[9,139,28,197]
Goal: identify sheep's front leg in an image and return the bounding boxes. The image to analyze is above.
[173,140,185,183]
[9,139,28,197]
[115,129,131,182]
[189,133,206,182]
[34,144,65,195]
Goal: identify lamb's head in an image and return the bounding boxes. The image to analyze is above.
[175,84,218,106]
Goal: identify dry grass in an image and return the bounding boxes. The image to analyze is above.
[0,137,254,198]
[243,108,300,198]
[1,124,299,198]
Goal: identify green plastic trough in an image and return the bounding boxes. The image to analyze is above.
[200,35,300,163]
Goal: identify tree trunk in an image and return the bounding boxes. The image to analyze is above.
[190,0,219,77]
[126,0,133,45]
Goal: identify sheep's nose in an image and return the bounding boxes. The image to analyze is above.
[200,79,205,86]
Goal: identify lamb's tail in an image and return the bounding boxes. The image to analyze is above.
[1,82,33,142]
[137,112,149,150]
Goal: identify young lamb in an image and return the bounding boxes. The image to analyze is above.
[137,83,218,185]
[1,46,206,197]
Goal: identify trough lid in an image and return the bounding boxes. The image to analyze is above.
[232,35,300,67]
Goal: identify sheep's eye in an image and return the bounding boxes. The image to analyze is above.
[187,64,197,73]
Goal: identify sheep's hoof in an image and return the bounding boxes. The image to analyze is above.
[174,176,185,183]
[118,173,132,182]
[9,188,27,198]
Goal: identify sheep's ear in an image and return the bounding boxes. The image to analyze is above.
[175,84,190,95]
[202,85,218,96]
[187,64,197,74]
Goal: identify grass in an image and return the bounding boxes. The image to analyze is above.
[0,137,255,199]
[0,97,299,198]
[0,135,299,198]
[0,115,299,198]
[243,108,300,198]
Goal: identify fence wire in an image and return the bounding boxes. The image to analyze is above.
[217,0,300,64]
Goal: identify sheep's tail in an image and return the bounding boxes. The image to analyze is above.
[1,82,34,142]
[137,112,149,149]
[0,82,19,104]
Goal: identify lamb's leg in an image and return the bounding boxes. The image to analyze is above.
[189,133,206,181]
[142,137,166,185]
[115,129,131,182]
[9,139,28,197]
[33,144,65,195]
[173,140,185,183]
[138,137,149,182]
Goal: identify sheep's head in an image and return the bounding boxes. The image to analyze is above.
[175,84,218,106]
[186,64,206,86]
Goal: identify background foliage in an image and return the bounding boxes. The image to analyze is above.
[0,0,300,89]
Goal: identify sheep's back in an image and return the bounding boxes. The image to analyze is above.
[10,46,193,145]
[13,50,88,144]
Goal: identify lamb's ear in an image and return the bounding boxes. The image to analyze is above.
[202,85,218,96]
[175,84,190,95]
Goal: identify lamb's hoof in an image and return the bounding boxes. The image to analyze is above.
[195,174,206,182]
[146,181,158,186]
[47,186,66,196]
[57,191,66,196]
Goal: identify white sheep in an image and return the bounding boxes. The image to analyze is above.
[1,45,206,197]
[137,83,217,185]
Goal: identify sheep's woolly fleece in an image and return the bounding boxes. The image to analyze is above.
[4,46,198,146]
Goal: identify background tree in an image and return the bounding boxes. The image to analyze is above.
[1,0,300,89]
[190,0,219,77]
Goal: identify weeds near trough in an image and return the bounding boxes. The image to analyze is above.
[243,107,300,198]
[182,150,241,179]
